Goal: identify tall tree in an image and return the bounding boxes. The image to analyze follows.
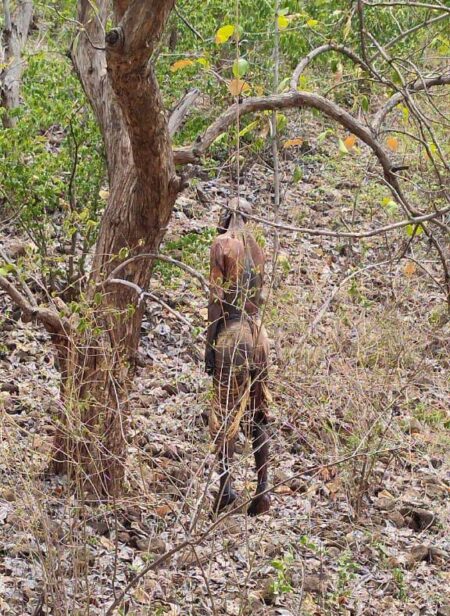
[1,0,33,127]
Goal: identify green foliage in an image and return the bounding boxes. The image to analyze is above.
[155,228,216,288]
[270,552,294,596]
[0,44,105,286]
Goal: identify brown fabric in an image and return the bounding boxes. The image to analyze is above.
[209,228,265,320]
[210,318,270,448]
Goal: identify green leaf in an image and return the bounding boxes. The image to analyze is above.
[317,128,334,143]
[232,58,249,78]
[239,120,259,137]
[277,77,290,93]
[118,247,130,260]
[338,138,349,155]
[276,113,287,132]
[93,292,103,306]
[381,198,398,216]
[406,224,424,237]
[293,166,303,183]
[361,95,369,112]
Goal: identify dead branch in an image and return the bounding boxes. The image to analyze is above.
[369,12,449,62]
[168,88,200,137]
[174,6,204,41]
[106,252,209,292]
[105,278,206,338]
[363,1,450,12]
[372,74,450,132]
[229,203,450,239]
[0,274,68,334]
[290,43,370,90]
[174,91,393,167]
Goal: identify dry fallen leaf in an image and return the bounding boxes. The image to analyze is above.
[154,504,173,518]
[404,261,416,277]
[283,137,303,149]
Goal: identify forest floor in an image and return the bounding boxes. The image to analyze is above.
[1,112,449,615]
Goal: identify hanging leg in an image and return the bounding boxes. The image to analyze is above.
[247,327,271,517]
[247,411,271,516]
[214,437,237,512]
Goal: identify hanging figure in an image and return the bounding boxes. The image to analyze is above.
[205,197,272,516]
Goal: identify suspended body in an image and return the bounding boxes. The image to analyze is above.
[206,198,271,515]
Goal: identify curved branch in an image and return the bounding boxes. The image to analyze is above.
[0,275,68,335]
[290,43,371,90]
[105,253,209,292]
[174,91,390,166]
[168,88,200,137]
[174,89,423,216]
[372,73,450,132]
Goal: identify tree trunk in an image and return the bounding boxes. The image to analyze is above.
[0,0,33,127]
[52,0,179,498]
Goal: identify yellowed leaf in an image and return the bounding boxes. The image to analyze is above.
[344,134,357,150]
[227,79,250,96]
[199,307,208,320]
[215,24,234,44]
[277,15,290,30]
[170,58,195,72]
[283,137,303,149]
[99,189,110,201]
[403,261,416,277]
[386,136,399,151]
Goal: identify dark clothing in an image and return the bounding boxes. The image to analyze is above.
[207,226,270,449]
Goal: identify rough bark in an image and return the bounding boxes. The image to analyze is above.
[0,0,33,127]
[52,0,179,497]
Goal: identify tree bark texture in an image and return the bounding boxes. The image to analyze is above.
[52,0,179,497]
[0,0,33,127]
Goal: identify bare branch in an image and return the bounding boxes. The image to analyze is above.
[105,0,177,182]
[168,88,200,137]
[229,203,450,239]
[363,1,450,12]
[0,275,68,334]
[106,0,176,65]
[174,91,389,166]
[290,43,370,90]
[372,73,450,132]
[106,253,209,292]
[369,12,449,62]
[174,6,204,41]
